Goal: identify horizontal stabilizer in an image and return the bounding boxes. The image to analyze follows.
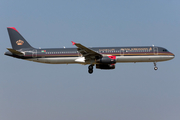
[7,48,23,55]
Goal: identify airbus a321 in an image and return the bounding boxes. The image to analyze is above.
[4,27,175,74]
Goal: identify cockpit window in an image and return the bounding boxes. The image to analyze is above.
[163,49,168,52]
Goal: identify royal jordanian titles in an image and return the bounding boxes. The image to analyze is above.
[5,27,175,74]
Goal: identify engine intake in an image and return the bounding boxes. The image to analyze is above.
[96,56,116,64]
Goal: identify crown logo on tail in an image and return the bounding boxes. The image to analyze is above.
[16,40,24,45]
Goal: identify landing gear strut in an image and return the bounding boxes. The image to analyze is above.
[88,65,94,74]
[154,62,158,70]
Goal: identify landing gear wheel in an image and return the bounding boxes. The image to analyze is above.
[88,65,94,74]
[88,65,93,70]
[153,62,158,70]
[154,67,158,70]
[88,69,93,74]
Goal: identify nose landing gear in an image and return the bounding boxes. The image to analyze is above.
[88,65,94,74]
[154,62,158,70]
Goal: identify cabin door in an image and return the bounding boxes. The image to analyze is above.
[153,47,158,55]
[120,49,124,56]
[32,49,37,58]
[77,51,82,57]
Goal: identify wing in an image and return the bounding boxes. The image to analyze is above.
[71,41,102,59]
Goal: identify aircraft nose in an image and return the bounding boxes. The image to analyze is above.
[170,52,175,59]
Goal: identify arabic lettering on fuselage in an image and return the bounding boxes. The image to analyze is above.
[98,47,152,52]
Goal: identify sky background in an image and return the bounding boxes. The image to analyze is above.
[0,0,180,120]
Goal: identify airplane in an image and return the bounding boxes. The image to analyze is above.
[4,27,175,74]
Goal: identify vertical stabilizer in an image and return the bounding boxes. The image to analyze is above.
[7,27,33,50]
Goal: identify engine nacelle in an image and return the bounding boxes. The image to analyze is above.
[96,56,116,64]
[96,64,115,70]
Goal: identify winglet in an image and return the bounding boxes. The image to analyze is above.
[71,41,76,45]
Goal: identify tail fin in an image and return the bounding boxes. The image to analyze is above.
[7,27,33,50]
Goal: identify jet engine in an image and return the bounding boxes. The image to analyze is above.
[96,56,116,64]
[96,64,115,69]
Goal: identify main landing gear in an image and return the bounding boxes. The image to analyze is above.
[88,65,94,74]
[154,62,158,70]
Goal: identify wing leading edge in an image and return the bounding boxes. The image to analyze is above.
[71,41,102,58]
